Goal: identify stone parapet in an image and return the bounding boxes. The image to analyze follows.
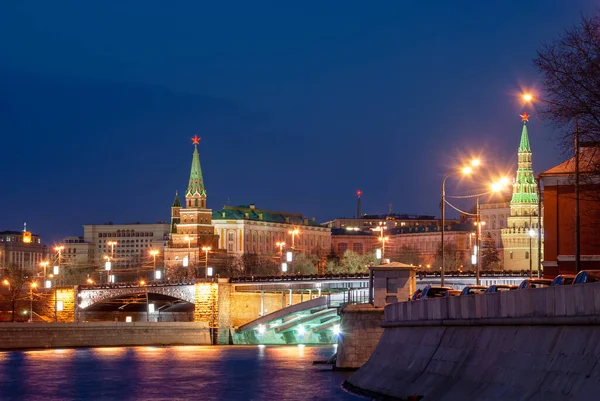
[0,322,211,350]
[384,281,600,323]
[336,304,384,369]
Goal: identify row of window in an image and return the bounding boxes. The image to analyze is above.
[98,232,155,238]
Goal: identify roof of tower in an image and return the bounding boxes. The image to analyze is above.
[519,121,531,152]
[172,191,181,208]
[185,143,207,197]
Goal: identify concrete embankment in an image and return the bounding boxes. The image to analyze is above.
[336,304,384,369]
[0,322,211,350]
[346,282,600,400]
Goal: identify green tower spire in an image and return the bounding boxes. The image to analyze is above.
[172,191,181,208]
[185,136,207,198]
[511,113,538,204]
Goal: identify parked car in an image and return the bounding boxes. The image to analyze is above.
[574,270,600,284]
[412,285,453,300]
[484,284,517,294]
[460,285,488,296]
[410,288,423,301]
[445,289,462,297]
[551,274,576,286]
[517,278,553,289]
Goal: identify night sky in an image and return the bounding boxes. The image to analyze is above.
[0,1,596,243]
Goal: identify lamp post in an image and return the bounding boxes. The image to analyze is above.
[29,282,37,322]
[39,261,49,282]
[441,159,480,287]
[523,93,579,273]
[149,249,159,281]
[106,240,117,282]
[201,246,211,278]
[373,222,389,263]
[184,236,192,272]
[276,241,285,256]
[445,177,510,285]
[288,229,299,249]
[54,245,64,286]
[528,228,537,279]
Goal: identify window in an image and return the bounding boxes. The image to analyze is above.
[352,243,364,254]
[510,251,513,259]
[525,251,529,259]
[338,243,348,253]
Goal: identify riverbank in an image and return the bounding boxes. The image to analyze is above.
[344,282,600,400]
[0,322,211,350]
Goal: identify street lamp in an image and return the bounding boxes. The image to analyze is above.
[523,92,579,273]
[276,241,286,256]
[288,229,300,249]
[201,246,211,278]
[149,249,159,281]
[106,240,117,281]
[54,245,64,286]
[373,222,389,263]
[39,261,49,282]
[441,158,480,286]
[184,236,192,271]
[529,228,537,279]
[29,282,37,322]
[445,177,510,285]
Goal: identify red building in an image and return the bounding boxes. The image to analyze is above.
[540,144,600,277]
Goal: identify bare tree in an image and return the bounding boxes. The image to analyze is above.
[533,13,600,149]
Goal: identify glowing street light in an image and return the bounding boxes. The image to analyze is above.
[29,282,37,323]
[288,228,300,249]
[149,249,159,281]
[276,241,286,256]
[202,246,212,278]
[441,158,480,286]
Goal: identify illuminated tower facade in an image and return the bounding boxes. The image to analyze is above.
[501,113,543,271]
[164,136,219,272]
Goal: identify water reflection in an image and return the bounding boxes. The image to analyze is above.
[0,346,362,401]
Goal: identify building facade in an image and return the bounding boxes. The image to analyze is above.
[164,137,219,270]
[324,214,461,232]
[501,114,543,271]
[331,224,473,270]
[540,144,600,277]
[0,229,46,271]
[80,223,169,267]
[212,204,331,255]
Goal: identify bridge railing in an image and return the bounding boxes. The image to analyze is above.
[327,288,371,309]
[230,273,370,283]
[79,278,213,290]
[416,270,532,278]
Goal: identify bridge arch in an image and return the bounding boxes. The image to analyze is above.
[78,284,196,309]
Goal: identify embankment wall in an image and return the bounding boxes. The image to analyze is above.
[346,282,600,400]
[336,304,384,369]
[0,322,210,350]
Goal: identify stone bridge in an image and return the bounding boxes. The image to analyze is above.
[78,282,199,309]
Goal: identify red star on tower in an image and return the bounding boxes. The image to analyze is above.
[520,112,530,122]
[191,135,200,145]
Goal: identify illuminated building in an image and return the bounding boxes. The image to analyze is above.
[212,204,330,255]
[500,114,542,271]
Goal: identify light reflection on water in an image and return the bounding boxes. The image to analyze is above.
[0,346,362,401]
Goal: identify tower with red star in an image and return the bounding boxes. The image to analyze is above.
[500,114,542,271]
[164,136,219,275]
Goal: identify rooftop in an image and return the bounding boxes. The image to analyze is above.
[213,204,323,227]
[541,145,600,176]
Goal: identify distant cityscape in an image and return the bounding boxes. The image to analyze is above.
[1,114,555,283]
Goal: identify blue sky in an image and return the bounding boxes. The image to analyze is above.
[0,1,596,243]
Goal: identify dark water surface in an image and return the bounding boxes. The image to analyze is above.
[0,345,364,401]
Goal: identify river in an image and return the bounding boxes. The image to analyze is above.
[0,345,363,400]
